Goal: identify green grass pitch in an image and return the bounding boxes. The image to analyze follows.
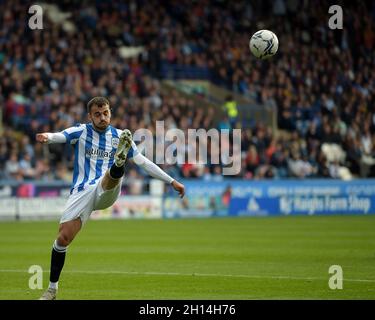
[0,215,374,300]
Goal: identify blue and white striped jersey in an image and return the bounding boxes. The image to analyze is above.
[62,123,138,194]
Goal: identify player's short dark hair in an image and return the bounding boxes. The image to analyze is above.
[87,96,110,113]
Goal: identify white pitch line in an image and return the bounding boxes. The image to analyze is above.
[1,269,375,283]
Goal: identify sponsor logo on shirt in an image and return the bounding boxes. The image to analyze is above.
[85,148,115,159]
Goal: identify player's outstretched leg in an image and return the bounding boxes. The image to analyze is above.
[102,129,133,191]
[39,218,82,300]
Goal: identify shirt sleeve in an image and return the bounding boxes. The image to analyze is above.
[61,124,85,145]
[132,152,174,184]
[46,132,67,144]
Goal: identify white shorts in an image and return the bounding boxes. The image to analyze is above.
[60,177,122,225]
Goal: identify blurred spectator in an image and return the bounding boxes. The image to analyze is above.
[5,152,21,180]
[245,145,260,175]
[288,153,316,178]
[222,95,238,128]
[54,163,72,182]
[19,153,35,180]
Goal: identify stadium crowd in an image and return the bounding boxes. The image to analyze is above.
[1,0,375,183]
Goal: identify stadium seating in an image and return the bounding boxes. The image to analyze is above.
[0,0,374,181]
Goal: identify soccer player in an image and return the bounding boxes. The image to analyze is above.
[36,97,185,300]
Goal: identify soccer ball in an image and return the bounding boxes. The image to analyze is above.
[249,30,279,60]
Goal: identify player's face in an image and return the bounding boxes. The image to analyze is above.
[89,104,111,131]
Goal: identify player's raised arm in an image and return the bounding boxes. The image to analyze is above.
[132,152,185,198]
[36,124,85,145]
[36,132,67,144]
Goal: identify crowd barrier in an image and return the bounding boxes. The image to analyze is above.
[1,179,375,220]
[163,179,375,217]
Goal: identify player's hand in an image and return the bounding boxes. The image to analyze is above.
[36,133,49,144]
[171,180,185,198]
